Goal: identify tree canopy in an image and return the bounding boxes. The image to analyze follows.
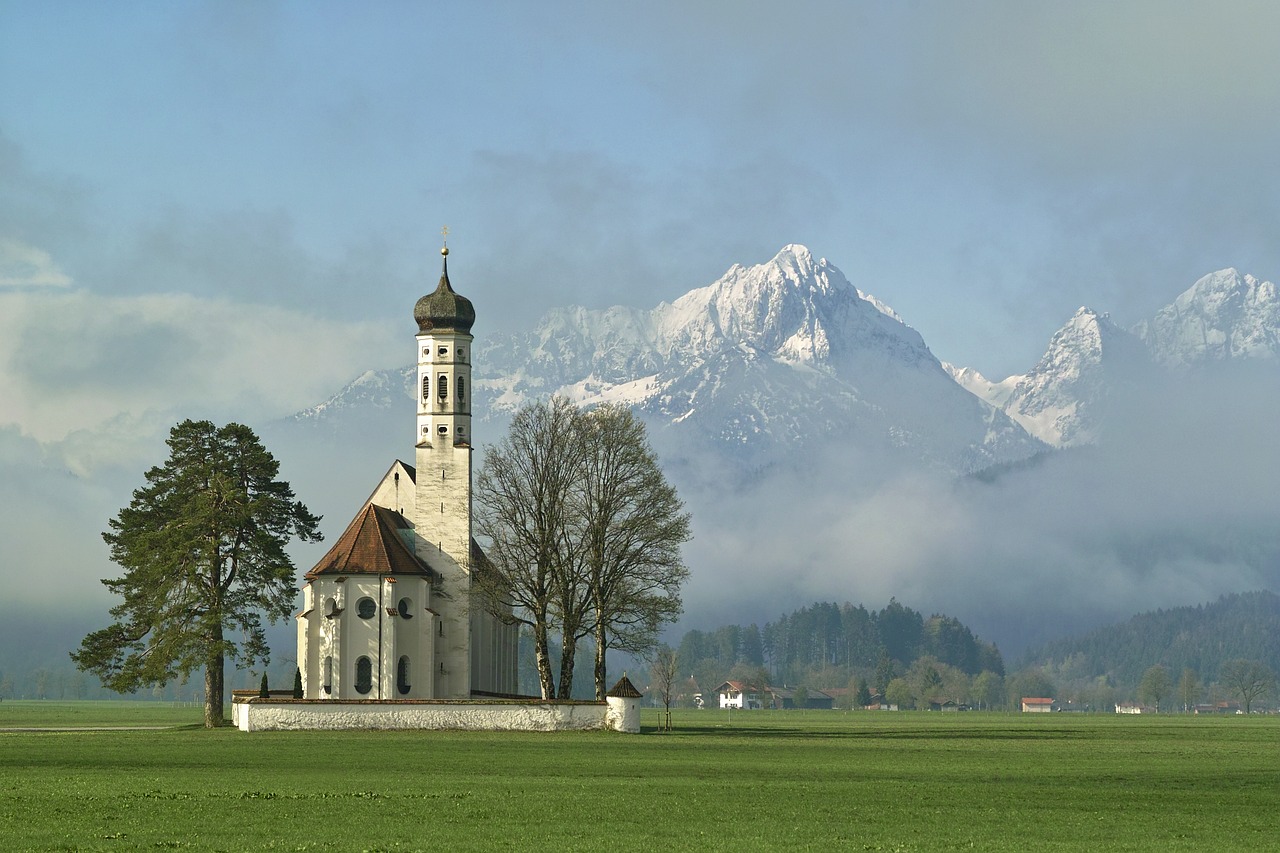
[72,420,321,726]
[1218,659,1276,714]
[675,599,1004,709]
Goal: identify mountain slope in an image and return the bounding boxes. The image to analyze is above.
[1018,591,1280,691]
[477,245,1044,476]
[956,268,1280,448]
[967,308,1150,447]
[1135,267,1280,368]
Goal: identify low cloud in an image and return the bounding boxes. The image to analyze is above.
[0,287,398,458]
[674,369,1280,657]
[0,239,72,287]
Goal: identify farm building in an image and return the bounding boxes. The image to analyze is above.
[716,681,765,709]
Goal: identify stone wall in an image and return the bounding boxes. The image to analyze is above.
[233,697,637,733]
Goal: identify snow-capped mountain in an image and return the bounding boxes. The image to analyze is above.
[955,309,1150,447]
[478,245,1043,475]
[297,245,1046,478]
[1135,268,1280,368]
[295,368,412,422]
[954,268,1279,448]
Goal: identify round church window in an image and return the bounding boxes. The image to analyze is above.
[357,597,376,619]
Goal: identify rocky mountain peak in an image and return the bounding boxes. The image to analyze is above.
[964,306,1149,448]
[1136,268,1280,368]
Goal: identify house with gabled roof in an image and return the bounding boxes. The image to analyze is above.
[716,680,765,709]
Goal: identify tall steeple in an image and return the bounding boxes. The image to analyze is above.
[413,243,474,450]
[413,236,475,698]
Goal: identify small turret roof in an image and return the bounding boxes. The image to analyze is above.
[607,675,644,698]
[414,248,475,334]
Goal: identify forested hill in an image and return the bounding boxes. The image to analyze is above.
[1018,591,1280,687]
[676,599,1003,693]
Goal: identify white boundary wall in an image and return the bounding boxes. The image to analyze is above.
[233,698,639,733]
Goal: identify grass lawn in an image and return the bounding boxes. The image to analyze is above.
[1,706,1276,851]
[0,700,201,728]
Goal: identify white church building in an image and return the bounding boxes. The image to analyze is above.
[234,245,642,732]
[295,245,518,701]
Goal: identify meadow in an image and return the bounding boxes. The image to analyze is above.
[1,702,1277,851]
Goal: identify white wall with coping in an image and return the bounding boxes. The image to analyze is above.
[234,698,640,733]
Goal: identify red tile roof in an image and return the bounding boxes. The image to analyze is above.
[305,503,435,579]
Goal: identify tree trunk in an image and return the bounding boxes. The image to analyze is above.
[533,621,555,700]
[593,621,608,701]
[204,652,224,728]
[556,628,577,700]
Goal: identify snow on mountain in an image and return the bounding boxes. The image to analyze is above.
[943,363,1015,408]
[295,245,1045,477]
[951,267,1280,449]
[1134,268,1280,368]
[294,367,413,421]
[476,245,1043,475]
[964,308,1150,447]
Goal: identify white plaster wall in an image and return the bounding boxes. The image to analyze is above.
[415,441,473,700]
[235,701,619,733]
[416,330,474,454]
[342,578,387,698]
[368,462,417,520]
[605,697,640,734]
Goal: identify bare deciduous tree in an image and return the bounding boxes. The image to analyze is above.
[576,404,690,700]
[475,398,690,700]
[1218,659,1276,714]
[650,645,679,731]
[474,397,584,699]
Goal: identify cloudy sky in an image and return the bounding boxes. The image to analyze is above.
[3,1,1280,662]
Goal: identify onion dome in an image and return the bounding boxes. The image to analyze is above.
[414,246,475,333]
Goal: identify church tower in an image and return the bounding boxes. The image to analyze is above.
[412,244,476,698]
[296,239,516,704]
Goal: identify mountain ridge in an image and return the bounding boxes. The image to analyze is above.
[958,268,1280,447]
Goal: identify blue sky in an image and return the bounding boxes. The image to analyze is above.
[6,1,1280,384]
[3,1,1280,637]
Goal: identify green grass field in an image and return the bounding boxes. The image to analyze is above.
[1,704,1277,851]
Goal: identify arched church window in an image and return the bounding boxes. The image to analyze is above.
[421,375,429,401]
[357,597,376,619]
[438,375,448,400]
[323,656,333,695]
[397,656,411,695]
[397,597,413,618]
[457,376,465,402]
[355,657,372,695]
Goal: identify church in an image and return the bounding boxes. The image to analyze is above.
[294,244,519,701]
